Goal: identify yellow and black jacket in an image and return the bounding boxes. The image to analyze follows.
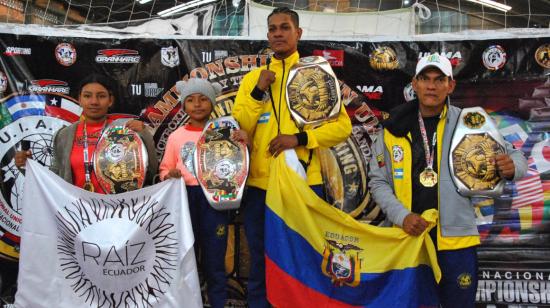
[233,51,352,190]
[368,101,527,250]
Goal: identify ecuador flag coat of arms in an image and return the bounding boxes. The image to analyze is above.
[265,152,441,307]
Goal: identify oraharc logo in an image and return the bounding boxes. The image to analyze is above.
[27,79,70,94]
[535,43,550,69]
[356,85,383,100]
[312,50,344,67]
[95,49,140,64]
[56,196,178,307]
[4,47,31,56]
[55,43,77,67]
[321,237,362,287]
[418,51,462,67]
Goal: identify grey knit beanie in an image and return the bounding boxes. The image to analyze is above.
[175,78,222,106]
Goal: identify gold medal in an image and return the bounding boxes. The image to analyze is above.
[419,168,438,187]
[83,181,94,192]
[417,111,439,188]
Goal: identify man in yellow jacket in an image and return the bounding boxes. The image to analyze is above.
[232,7,352,307]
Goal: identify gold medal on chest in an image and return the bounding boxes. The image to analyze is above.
[82,181,95,192]
[419,168,438,187]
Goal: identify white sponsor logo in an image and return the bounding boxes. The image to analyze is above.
[356,85,383,100]
[130,83,164,97]
[95,49,140,64]
[4,47,31,56]
[214,50,228,60]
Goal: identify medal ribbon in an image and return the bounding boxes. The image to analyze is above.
[417,110,437,171]
[83,120,107,189]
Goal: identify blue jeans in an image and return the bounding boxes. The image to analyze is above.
[244,185,324,308]
[437,246,478,308]
[187,186,229,308]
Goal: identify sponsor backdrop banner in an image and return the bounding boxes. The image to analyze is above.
[0,29,548,306]
[16,160,202,308]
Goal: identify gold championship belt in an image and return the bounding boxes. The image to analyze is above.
[318,138,384,225]
[195,116,249,210]
[449,107,506,197]
[286,56,341,127]
[93,120,148,194]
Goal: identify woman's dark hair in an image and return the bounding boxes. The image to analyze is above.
[77,73,117,98]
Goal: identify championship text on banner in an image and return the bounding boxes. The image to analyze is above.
[265,151,441,307]
[15,160,202,308]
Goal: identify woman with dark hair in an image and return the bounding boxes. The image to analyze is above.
[15,73,158,193]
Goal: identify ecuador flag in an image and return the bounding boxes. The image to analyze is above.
[265,152,441,308]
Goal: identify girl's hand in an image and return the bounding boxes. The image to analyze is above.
[231,129,250,147]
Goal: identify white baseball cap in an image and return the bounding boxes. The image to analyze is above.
[415,54,453,79]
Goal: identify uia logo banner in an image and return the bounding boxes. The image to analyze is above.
[265,152,441,307]
[15,160,202,308]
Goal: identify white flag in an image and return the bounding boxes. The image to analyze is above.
[15,160,202,308]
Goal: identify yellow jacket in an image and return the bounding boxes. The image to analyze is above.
[233,51,352,190]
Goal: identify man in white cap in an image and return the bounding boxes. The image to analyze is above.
[368,54,527,306]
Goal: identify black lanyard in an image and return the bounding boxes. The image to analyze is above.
[267,57,283,134]
[267,56,313,169]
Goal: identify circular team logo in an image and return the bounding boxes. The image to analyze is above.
[0,93,81,260]
[392,145,404,163]
[0,71,7,93]
[463,111,486,129]
[482,45,507,71]
[369,46,399,71]
[56,197,177,307]
[535,43,550,69]
[457,273,472,289]
[105,143,125,163]
[403,82,416,102]
[55,43,77,67]
[214,159,236,179]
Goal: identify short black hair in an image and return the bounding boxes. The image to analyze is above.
[267,7,299,27]
[77,73,117,98]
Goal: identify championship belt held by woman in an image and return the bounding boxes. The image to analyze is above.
[93,119,148,194]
